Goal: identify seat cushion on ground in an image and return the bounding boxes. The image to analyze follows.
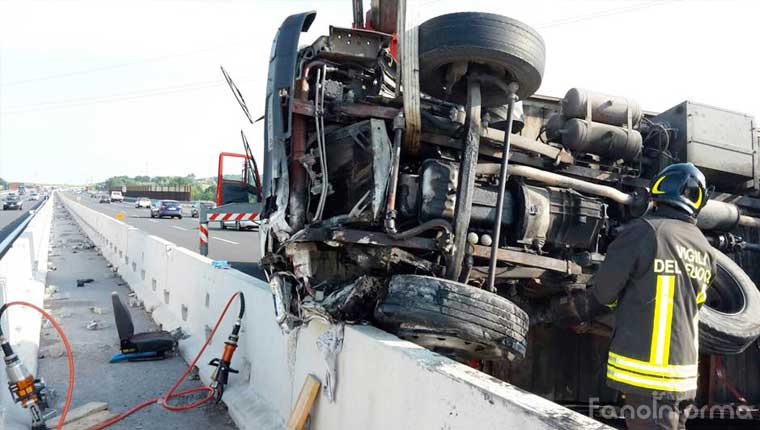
[129,331,176,353]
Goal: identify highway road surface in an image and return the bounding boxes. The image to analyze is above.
[0,197,35,229]
[0,197,46,250]
[67,193,264,278]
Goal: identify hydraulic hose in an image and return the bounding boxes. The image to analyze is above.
[0,301,75,430]
[89,291,245,429]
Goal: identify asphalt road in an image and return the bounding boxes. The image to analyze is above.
[66,193,264,278]
[0,197,35,230]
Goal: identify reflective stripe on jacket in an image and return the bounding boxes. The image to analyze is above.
[592,206,717,400]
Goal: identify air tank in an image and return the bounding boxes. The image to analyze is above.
[544,113,564,141]
[547,117,642,161]
[562,88,642,126]
[697,200,741,231]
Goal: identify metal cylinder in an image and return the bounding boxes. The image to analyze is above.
[476,163,636,205]
[697,200,741,231]
[544,113,564,142]
[551,118,642,161]
[561,88,642,126]
[487,101,525,133]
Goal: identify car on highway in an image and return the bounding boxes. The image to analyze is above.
[99,194,111,204]
[190,201,216,218]
[151,200,182,219]
[29,192,40,201]
[135,197,151,208]
[110,191,124,202]
[3,194,22,211]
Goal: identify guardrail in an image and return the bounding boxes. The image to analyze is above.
[0,197,53,429]
[59,194,611,430]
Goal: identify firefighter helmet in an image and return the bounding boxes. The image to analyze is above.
[650,163,709,216]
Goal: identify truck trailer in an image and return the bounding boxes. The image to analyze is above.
[254,0,760,424]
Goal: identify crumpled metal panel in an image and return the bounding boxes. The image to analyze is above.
[263,11,316,199]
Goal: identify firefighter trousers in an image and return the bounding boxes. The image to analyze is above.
[624,393,690,430]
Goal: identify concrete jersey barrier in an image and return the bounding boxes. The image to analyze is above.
[0,198,54,429]
[59,193,612,430]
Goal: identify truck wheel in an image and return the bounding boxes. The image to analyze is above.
[375,275,529,361]
[699,249,760,355]
[418,12,545,107]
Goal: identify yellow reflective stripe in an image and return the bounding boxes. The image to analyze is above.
[606,299,618,309]
[608,352,697,378]
[607,366,698,392]
[696,284,707,305]
[692,187,703,208]
[661,277,675,364]
[693,313,700,355]
[650,275,675,365]
[651,176,667,194]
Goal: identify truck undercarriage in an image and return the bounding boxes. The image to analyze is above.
[258,2,760,418]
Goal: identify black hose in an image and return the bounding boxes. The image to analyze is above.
[0,303,9,337]
[237,292,246,319]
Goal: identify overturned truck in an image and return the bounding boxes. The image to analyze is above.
[259,1,760,418]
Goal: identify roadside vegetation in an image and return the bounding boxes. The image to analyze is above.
[98,175,217,201]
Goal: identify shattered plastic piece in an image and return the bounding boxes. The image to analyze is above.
[212,260,232,269]
[316,322,344,403]
[169,327,190,341]
[269,274,297,332]
[89,306,106,315]
[76,278,94,287]
[321,276,384,322]
[85,320,100,330]
[52,310,71,319]
[39,344,66,359]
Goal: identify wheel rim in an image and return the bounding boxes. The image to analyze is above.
[395,328,505,361]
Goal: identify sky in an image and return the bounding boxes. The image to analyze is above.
[0,0,758,184]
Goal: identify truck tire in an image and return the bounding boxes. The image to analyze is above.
[374,275,529,361]
[699,249,760,355]
[418,12,545,107]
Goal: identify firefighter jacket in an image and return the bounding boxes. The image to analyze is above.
[592,206,716,400]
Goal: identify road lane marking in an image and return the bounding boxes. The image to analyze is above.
[172,226,188,231]
[213,237,239,245]
[150,220,159,223]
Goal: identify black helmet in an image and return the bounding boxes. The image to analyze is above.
[650,163,709,216]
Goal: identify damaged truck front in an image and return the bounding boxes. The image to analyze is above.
[259,2,760,417]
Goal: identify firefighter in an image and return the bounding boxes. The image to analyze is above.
[550,163,716,430]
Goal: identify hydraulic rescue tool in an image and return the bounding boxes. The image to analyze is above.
[2,336,52,430]
[0,301,75,430]
[208,291,245,402]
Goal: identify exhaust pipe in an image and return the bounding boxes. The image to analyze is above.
[476,163,760,229]
[476,163,636,205]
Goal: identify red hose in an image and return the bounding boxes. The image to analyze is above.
[2,301,75,430]
[88,291,241,430]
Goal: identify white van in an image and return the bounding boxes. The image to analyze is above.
[110,191,124,202]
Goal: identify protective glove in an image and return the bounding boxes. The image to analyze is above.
[540,290,605,329]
